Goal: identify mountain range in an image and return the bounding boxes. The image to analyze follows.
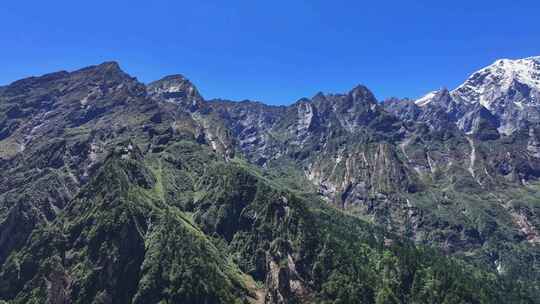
[1,57,539,303]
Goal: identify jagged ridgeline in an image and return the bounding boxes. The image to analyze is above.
[0,60,539,303]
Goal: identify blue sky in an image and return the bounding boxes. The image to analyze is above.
[1,1,538,104]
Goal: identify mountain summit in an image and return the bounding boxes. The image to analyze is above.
[392,56,540,135]
[147,74,203,111]
[452,56,540,109]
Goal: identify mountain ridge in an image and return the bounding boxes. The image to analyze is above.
[407,56,540,136]
[1,58,540,303]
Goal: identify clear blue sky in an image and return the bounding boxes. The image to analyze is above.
[1,1,538,104]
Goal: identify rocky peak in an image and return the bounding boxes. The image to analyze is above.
[147,74,203,111]
[72,61,133,83]
[415,88,452,107]
[312,84,377,107]
[348,84,377,103]
[4,62,138,98]
[313,84,377,111]
[311,92,326,102]
[66,61,147,104]
[4,71,70,93]
[382,97,420,122]
[95,61,122,71]
[294,97,312,105]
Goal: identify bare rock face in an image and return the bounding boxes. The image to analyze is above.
[527,126,540,158]
[147,74,203,111]
[381,97,420,122]
[264,250,310,304]
[306,142,413,208]
[205,99,286,164]
[45,262,71,304]
[459,103,500,140]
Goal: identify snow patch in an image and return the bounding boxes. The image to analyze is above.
[466,137,481,185]
[415,90,438,107]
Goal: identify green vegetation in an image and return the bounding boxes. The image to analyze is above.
[1,140,534,303]
[1,62,539,303]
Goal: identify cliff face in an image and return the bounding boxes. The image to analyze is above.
[1,60,540,303]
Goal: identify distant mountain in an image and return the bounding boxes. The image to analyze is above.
[453,57,540,105]
[390,56,540,136]
[1,59,539,303]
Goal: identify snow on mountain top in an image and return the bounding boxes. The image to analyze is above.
[415,90,439,106]
[451,56,540,109]
[489,57,540,87]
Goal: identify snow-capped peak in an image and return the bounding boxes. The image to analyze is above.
[414,88,451,107]
[410,56,540,136]
[415,90,439,106]
[451,56,540,109]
